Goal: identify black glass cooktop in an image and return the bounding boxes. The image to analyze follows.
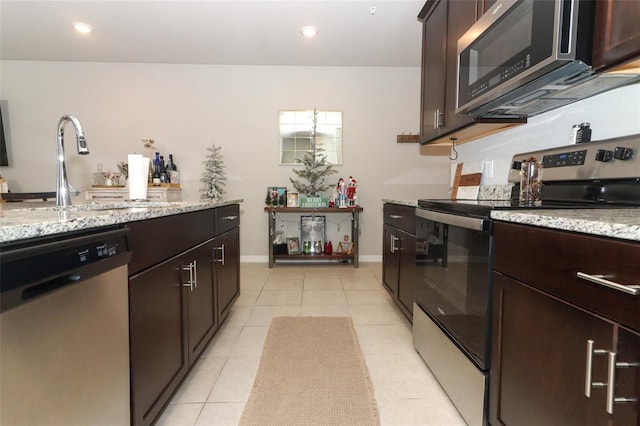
[419,178,640,218]
[417,199,639,219]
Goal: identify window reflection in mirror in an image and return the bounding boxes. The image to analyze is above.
[279,110,342,165]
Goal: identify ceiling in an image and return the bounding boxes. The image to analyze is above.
[0,0,425,67]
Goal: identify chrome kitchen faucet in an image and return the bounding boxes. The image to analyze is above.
[56,115,89,207]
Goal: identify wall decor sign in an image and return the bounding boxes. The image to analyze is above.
[300,196,328,208]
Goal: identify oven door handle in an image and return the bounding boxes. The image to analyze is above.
[416,208,486,231]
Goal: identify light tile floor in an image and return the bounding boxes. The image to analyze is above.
[156,262,467,426]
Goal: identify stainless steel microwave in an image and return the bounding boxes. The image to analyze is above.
[456,0,596,117]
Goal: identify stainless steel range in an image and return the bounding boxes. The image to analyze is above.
[413,134,640,426]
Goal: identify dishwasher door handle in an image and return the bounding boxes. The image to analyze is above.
[22,273,82,301]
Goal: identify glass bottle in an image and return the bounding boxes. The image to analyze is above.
[167,154,178,171]
[167,154,180,184]
[152,152,161,184]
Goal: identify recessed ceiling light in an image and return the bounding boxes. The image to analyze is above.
[300,26,318,38]
[72,22,93,34]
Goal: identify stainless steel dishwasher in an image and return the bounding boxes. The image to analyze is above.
[1,227,132,426]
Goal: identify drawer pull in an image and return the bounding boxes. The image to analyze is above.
[585,339,607,397]
[577,272,640,296]
[223,215,238,221]
[389,214,403,219]
[606,352,639,414]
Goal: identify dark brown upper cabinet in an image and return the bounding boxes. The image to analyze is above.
[592,0,640,71]
[418,0,475,144]
[417,0,525,150]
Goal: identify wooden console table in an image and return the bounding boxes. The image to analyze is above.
[264,206,363,268]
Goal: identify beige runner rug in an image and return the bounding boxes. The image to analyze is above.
[239,316,380,426]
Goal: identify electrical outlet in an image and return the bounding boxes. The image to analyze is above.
[484,160,494,178]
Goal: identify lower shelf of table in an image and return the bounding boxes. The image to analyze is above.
[271,253,356,266]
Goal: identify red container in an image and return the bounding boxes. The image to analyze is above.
[324,241,333,255]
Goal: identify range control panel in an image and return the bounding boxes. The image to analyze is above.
[542,150,587,168]
[508,134,640,183]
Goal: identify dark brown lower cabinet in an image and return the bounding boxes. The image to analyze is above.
[490,222,640,426]
[129,239,216,426]
[127,205,241,426]
[214,226,240,324]
[129,253,189,426]
[186,240,217,362]
[382,204,416,322]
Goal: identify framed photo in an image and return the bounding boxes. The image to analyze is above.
[300,215,325,244]
[287,237,301,254]
[266,186,287,206]
[336,241,354,254]
[287,192,299,207]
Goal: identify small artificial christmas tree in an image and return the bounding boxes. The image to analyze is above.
[289,109,337,196]
[200,143,227,201]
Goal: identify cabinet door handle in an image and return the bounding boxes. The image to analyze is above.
[214,244,226,266]
[181,263,194,291]
[577,272,640,296]
[433,109,443,129]
[389,214,402,219]
[606,351,639,415]
[192,260,197,289]
[223,215,238,221]
[390,235,399,253]
[585,339,607,397]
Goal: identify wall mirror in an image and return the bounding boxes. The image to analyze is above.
[279,110,343,165]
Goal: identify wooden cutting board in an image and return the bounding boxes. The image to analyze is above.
[451,162,483,200]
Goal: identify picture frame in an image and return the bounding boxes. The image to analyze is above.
[336,241,354,254]
[287,237,301,254]
[266,186,287,206]
[300,215,325,244]
[287,192,299,207]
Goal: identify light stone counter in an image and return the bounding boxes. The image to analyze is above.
[491,208,640,242]
[0,200,243,243]
[381,199,417,207]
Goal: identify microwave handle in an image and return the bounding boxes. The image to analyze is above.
[416,208,486,231]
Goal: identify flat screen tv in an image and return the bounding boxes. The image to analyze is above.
[0,104,8,166]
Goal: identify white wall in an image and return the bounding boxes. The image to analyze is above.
[0,60,451,261]
[454,84,640,185]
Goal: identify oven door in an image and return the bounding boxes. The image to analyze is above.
[415,208,492,370]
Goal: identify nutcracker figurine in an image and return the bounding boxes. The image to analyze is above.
[347,176,357,207]
[337,177,348,208]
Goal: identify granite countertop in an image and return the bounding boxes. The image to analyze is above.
[491,209,640,242]
[0,199,243,243]
[382,199,418,207]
